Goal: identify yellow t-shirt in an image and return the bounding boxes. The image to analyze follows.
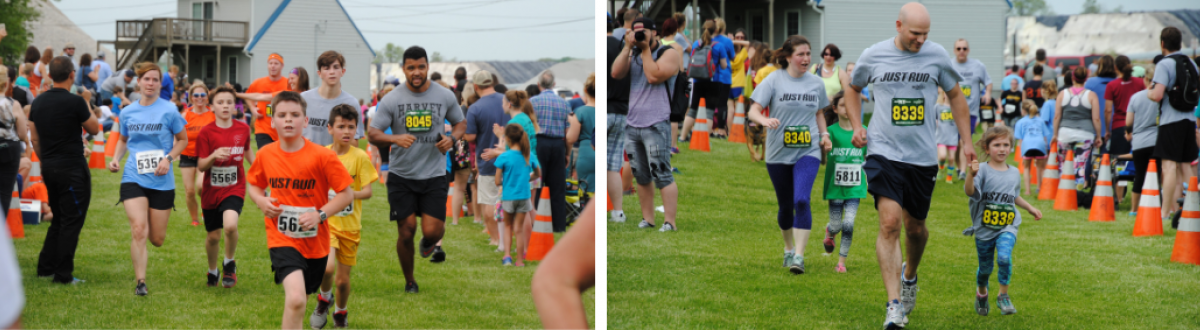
[730,47,749,88]
[325,146,379,232]
[754,64,779,87]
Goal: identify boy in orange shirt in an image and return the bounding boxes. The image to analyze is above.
[246,91,354,329]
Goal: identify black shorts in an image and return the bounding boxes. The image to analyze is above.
[269,247,327,295]
[689,78,711,110]
[255,133,275,150]
[178,155,199,168]
[1109,126,1131,156]
[1132,147,1162,194]
[1024,149,1046,158]
[119,182,175,210]
[387,173,448,221]
[202,197,244,232]
[712,83,731,129]
[1153,120,1199,162]
[864,155,938,220]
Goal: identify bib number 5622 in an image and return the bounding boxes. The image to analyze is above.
[277,205,317,239]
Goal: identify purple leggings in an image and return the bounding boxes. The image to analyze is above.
[766,156,820,230]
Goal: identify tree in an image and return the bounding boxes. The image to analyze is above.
[379,43,404,63]
[0,0,46,64]
[1082,0,1102,14]
[1010,0,1054,16]
[431,51,443,62]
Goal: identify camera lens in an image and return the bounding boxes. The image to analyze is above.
[635,31,646,42]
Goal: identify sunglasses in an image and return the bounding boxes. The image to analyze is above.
[192,93,207,98]
[956,47,969,51]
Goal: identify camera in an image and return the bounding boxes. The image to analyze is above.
[634,30,646,43]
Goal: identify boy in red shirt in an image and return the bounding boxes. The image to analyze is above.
[247,91,353,329]
[197,86,255,288]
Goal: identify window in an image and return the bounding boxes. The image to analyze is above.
[228,56,237,85]
[191,2,213,40]
[786,11,800,37]
[749,12,764,41]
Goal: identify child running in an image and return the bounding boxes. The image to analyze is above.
[820,91,865,273]
[246,91,354,329]
[1012,99,1052,196]
[310,104,378,329]
[935,88,960,183]
[197,86,254,288]
[494,124,541,267]
[963,126,1043,316]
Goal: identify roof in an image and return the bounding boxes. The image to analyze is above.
[245,0,376,57]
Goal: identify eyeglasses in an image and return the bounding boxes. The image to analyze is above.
[956,47,969,51]
[192,93,207,98]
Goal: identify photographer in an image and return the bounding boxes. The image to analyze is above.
[610,18,682,231]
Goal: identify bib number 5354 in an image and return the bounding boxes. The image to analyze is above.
[135,150,164,175]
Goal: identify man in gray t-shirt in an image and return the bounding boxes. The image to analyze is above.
[841,3,977,328]
[366,47,465,292]
[1147,26,1199,222]
[950,39,993,120]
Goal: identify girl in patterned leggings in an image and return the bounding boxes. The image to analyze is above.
[820,91,866,273]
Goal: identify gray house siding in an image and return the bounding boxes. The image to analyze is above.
[247,0,374,101]
[179,0,252,23]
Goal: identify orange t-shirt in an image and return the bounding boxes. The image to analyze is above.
[181,107,215,157]
[22,182,48,204]
[247,140,353,259]
[246,76,289,141]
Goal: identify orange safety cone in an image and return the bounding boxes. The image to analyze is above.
[1039,144,1060,200]
[89,135,106,170]
[1170,176,1200,265]
[1134,159,1163,237]
[6,183,23,239]
[689,98,711,152]
[1015,142,1023,173]
[1089,154,1116,222]
[28,157,41,184]
[729,96,747,143]
[105,130,120,158]
[1029,163,1038,185]
[1054,150,1078,211]
[606,192,613,211]
[526,189,555,261]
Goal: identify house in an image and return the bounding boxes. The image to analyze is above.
[109,0,375,100]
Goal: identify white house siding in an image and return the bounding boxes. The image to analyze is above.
[178,0,252,23]
[247,0,374,102]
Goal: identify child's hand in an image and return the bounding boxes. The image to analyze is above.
[969,160,980,175]
[1030,207,1042,220]
[820,138,832,153]
[212,147,231,161]
[492,123,504,137]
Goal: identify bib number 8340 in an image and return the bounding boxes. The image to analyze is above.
[783,126,811,148]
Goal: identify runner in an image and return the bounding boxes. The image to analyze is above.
[934,89,959,183]
[950,39,992,135]
[820,91,866,273]
[494,124,541,267]
[1148,26,1198,221]
[1013,100,1052,196]
[289,67,311,93]
[1051,66,1101,188]
[302,51,362,146]
[196,86,253,288]
[181,82,216,227]
[310,104,377,329]
[842,3,976,328]
[963,126,1043,316]
[1000,79,1024,128]
[107,62,188,296]
[238,53,288,148]
[1124,66,1159,216]
[746,35,831,274]
[811,44,849,99]
[367,46,465,293]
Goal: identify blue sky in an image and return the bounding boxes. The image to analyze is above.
[1044,0,1197,14]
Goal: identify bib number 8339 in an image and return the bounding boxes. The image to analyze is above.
[891,98,925,126]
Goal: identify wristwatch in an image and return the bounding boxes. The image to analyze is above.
[162,155,174,163]
[318,210,328,223]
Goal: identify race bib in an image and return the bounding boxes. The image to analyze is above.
[405,110,433,132]
[1005,104,1017,114]
[961,85,972,97]
[980,105,995,120]
[135,150,164,175]
[982,203,1016,230]
[210,166,237,187]
[265,104,274,117]
[277,205,318,239]
[891,98,925,126]
[833,163,863,187]
[329,190,353,217]
[939,108,953,121]
[783,125,811,148]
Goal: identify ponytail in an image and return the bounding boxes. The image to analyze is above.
[504,124,532,164]
[700,20,715,47]
[506,90,539,133]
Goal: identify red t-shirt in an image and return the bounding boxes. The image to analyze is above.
[1104,78,1146,129]
[197,120,252,209]
[247,140,353,259]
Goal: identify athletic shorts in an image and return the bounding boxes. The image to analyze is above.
[119,182,175,210]
[269,247,327,295]
[730,87,744,100]
[606,114,626,172]
[1132,147,1161,194]
[255,133,275,150]
[387,173,448,221]
[1109,126,1131,156]
[863,155,938,220]
[938,144,958,150]
[178,155,199,168]
[1153,120,1199,163]
[688,78,712,110]
[1023,149,1047,159]
[502,198,534,214]
[329,229,360,266]
[202,196,243,232]
[477,176,500,205]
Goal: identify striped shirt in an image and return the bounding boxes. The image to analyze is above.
[531,90,571,138]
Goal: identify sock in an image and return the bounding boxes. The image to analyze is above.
[224,258,234,266]
[335,306,347,313]
[611,210,624,219]
[903,272,918,284]
[321,289,333,300]
[785,248,795,254]
[208,268,218,276]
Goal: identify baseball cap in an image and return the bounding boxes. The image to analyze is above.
[472,70,494,87]
[1132,65,1146,78]
[63,42,75,49]
[97,51,106,58]
[633,17,656,30]
[125,70,136,78]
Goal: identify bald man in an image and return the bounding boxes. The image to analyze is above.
[842,3,975,329]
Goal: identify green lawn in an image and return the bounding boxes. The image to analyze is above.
[13,142,593,328]
[609,134,1200,329]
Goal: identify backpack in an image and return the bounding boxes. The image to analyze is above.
[687,42,715,80]
[1163,54,1200,112]
[656,46,690,118]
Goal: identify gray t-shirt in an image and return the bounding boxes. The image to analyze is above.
[1024,61,1057,87]
[1127,89,1160,151]
[968,164,1023,241]
[951,59,992,117]
[851,38,962,167]
[934,104,957,146]
[750,70,830,164]
[1152,52,1199,125]
[301,89,363,146]
[371,82,465,180]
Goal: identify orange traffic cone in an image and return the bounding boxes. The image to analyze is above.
[526,189,555,261]
[1029,163,1038,185]
[689,98,711,152]
[1039,144,1060,200]
[1054,150,1078,211]
[1015,142,1023,173]
[1170,176,1200,265]
[6,183,23,239]
[89,135,106,170]
[606,192,613,211]
[729,96,747,143]
[1134,159,1163,237]
[28,157,41,185]
[105,130,120,158]
[1089,154,1116,222]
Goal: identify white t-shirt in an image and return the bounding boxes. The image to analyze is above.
[0,224,24,328]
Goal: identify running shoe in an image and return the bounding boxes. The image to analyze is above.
[671,147,680,154]
[659,222,676,232]
[672,167,682,174]
[1129,211,1137,217]
[311,293,331,329]
[418,238,436,258]
[610,211,627,223]
[191,219,200,226]
[222,260,237,288]
[883,299,907,329]
[332,310,348,328]
[823,227,836,254]
[997,293,1016,315]
[65,278,85,285]
[207,272,218,287]
[789,256,805,274]
[901,262,919,316]
[638,219,655,228]
[135,281,148,296]
[405,282,419,294]
[783,252,794,268]
[1172,209,1181,229]
[975,292,989,316]
[835,262,847,273]
[430,246,446,263]
[502,256,514,266]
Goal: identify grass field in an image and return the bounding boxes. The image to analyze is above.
[12,141,593,329]
[609,133,1200,329]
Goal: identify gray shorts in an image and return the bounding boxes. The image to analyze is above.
[686,105,715,120]
[626,121,675,189]
[607,113,626,172]
[502,198,534,214]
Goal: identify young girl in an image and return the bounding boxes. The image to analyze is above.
[494,124,541,267]
[935,88,960,183]
[820,91,865,273]
[963,126,1043,316]
[1013,99,1051,196]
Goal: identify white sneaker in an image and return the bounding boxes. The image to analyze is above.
[883,299,907,329]
[901,262,919,316]
[659,222,676,232]
[654,205,665,213]
[610,211,627,223]
[638,219,655,228]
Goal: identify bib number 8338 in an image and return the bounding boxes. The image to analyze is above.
[982,203,1016,229]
